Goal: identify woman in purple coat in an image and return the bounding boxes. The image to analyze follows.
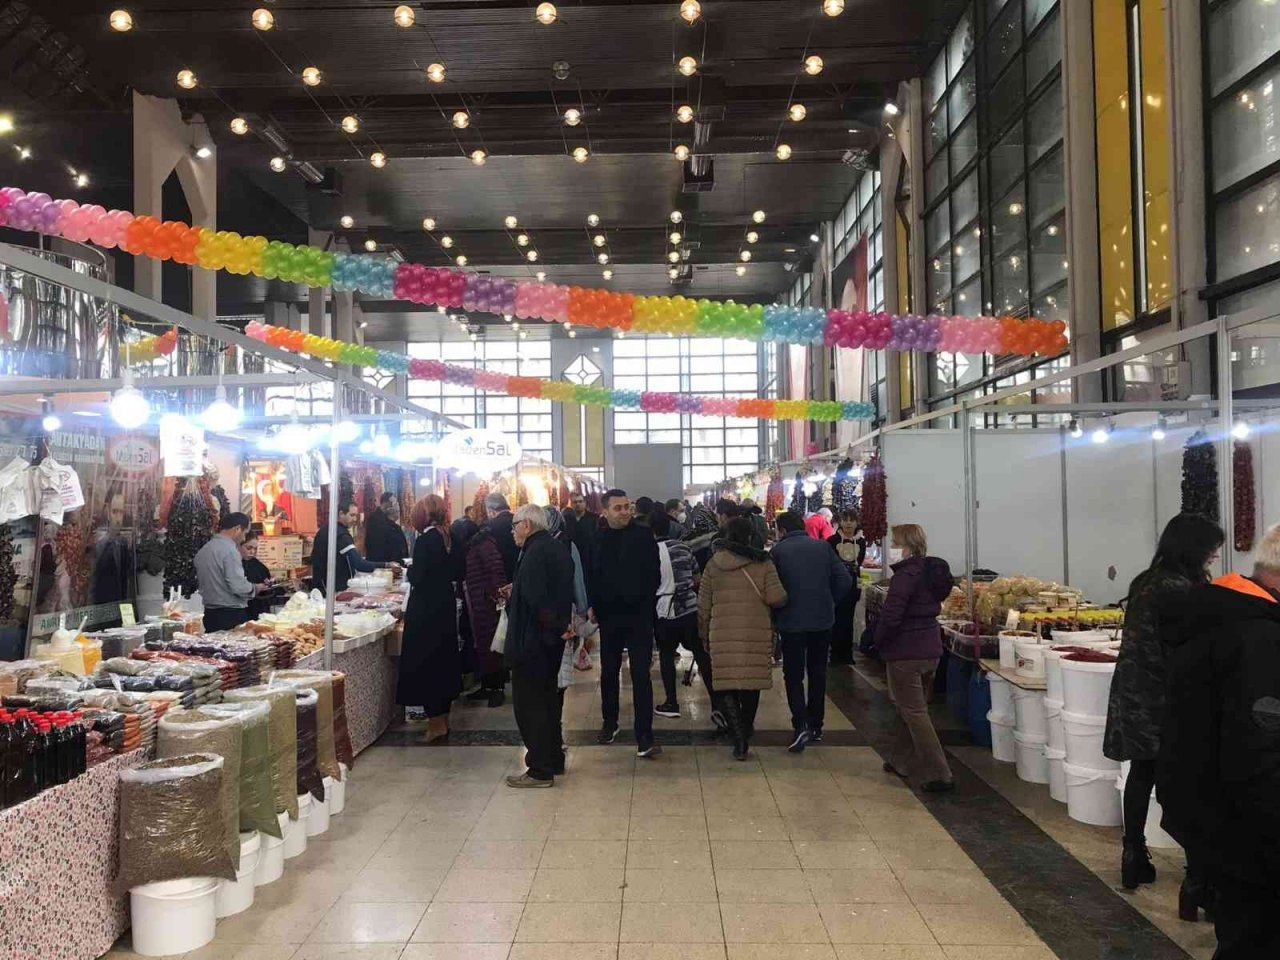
[874,523,955,792]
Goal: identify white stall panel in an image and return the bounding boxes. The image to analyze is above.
[882,430,966,572]
[1066,435,1158,605]
[973,431,1066,584]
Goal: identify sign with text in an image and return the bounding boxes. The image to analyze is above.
[107,434,160,475]
[435,428,522,474]
[160,418,205,477]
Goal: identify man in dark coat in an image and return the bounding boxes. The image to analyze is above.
[484,493,519,579]
[450,505,480,551]
[311,500,400,594]
[506,504,575,787]
[364,492,409,563]
[1159,532,1280,959]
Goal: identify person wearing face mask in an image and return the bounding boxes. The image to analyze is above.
[664,499,687,540]
[1104,513,1224,909]
[875,523,955,792]
[827,510,867,665]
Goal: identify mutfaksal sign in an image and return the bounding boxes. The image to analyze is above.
[435,428,522,473]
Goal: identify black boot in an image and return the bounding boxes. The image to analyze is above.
[1179,865,1212,922]
[722,696,748,760]
[1121,836,1156,890]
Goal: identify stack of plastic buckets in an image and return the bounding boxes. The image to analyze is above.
[1060,650,1122,825]
[1011,685,1049,784]
[987,674,1016,762]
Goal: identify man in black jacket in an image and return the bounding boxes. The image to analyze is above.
[506,505,575,787]
[364,492,409,563]
[310,500,400,594]
[1159,528,1280,957]
[484,493,519,580]
[588,488,662,757]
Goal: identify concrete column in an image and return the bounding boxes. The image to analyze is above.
[131,92,216,318]
[1061,0,1103,402]
[900,77,929,422]
[1167,0,1208,332]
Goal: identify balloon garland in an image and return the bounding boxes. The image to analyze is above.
[127,329,178,363]
[0,185,1070,358]
[242,321,874,422]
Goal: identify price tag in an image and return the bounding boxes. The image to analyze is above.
[119,603,136,626]
[1004,609,1020,630]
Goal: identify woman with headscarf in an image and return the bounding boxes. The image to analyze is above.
[397,494,463,743]
[683,502,721,571]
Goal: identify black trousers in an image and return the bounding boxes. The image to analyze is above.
[1123,758,1157,841]
[511,644,565,781]
[1213,873,1280,959]
[831,590,860,663]
[780,629,830,734]
[204,606,251,632]
[599,612,654,739]
[655,613,714,704]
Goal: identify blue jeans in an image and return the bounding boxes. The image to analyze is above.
[780,630,830,734]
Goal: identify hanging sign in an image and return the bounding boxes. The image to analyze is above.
[107,434,160,475]
[435,429,522,474]
[160,418,205,477]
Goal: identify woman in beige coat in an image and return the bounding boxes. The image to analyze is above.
[698,517,788,759]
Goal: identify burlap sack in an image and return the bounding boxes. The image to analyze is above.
[157,710,242,869]
[224,684,299,820]
[202,700,281,839]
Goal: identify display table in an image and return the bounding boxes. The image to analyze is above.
[0,749,146,960]
[333,630,398,754]
[980,658,1047,691]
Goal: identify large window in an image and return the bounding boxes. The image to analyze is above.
[406,340,553,459]
[613,337,764,487]
[834,169,885,309]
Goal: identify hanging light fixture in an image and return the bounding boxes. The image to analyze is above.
[669,210,683,224]
[752,209,766,223]
[592,234,606,247]
[739,250,752,262]
[572,146,589,162]
[40,398,61,433]
[678,56,698,77]
[470,149,487,165]
[394,5,416,27]
[1151,419,1167,441]
[370,151,387,168]
[504,215,519,229]
[597,252,609,264]
[422,217,436,231]
[669,231,682,244]
[440,235,453,248]
[746,231,759,243]
[526,250,539,262]
[426,62,446,82]
[822,0,845,15]
[334,420,360,443]
[110,371,150,429]
[230,117,249,135]
[176,69,197,89]
[586,213,600,227]
[456,254,468,266]
[269,156,286,172]
[515,233,530,247]
[673,144,690,161]
[202,385,242,432]
[788,103,807,122]
[680,0,702,24]
[667,251,680,263]
[109,10,133,31]
[339,215,354,229]
[536,271,547,281]
[341,115,360,133]
[804,55,824,75]
[563,108,582,126]
[251,8,274,30]
[676,104,694,123]
[736,265,747,276]
[301,66,322,86]
[452,110,470,129]
[364,238,377,251]
[536,2,558,24]
[668,266,680,279]
[602,269,613,279]
[775,143,792,160]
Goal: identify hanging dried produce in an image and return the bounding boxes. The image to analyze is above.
[211,484,230,523]
[0,524,16,624]
[164,479,213,597]
[135,484,164,576]
[831,457,859,513]
[789,470,806,514]
[56,517,89,605]
[1180,429,1219,522]
[472,479,490,520]
[764,464,784,522]
[806,480,826,515]
[861,455,887,545]
[1234,439,1255,552]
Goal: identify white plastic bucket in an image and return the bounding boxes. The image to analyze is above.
[988,673,1015,719]
[308,780,332,836]
[1045,698,1065,752]
[1061,709,1119,770]
[284,795,312,859]
[216,831,261,918]
[1118,761,1180,849]
[329,763,347,815]
[255,814,286,886]
[129,877,218,957]
[998,631,1035,669]
[1014,637,1048,679]
[1061,656,1117,717]
[1045,746,1067,803]
[1013,730,1049,784]
[988,711,1016,763]
[1063,761,1122,826]
[1012,687,1048,740]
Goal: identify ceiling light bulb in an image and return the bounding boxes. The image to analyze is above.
[370,151,387,167]
[456,254,468,266]
[669,231,682,244]
[678,56,698,76]
[440,235,453,248]
[597,252,609,264]
[109,10,133,31]
[602,269,613,279]
[668,267,680,279]
[364,239,377,251]
[176,69,197,89]
[422,217,436,231]
[536,2,558,24]
[788,103,807,121]
[527,250,539,262]
[203,386,242,432]
[752,209,766,223]
[452,110,470,129]
[339,215,354,229]
[1008,201,1024,215]
[394,5,415,27]
[668,251,680,263]
[586,213,600,227]
[676,104,694,123]
[804,55,824,75]
[736,265,747,276]
[591,234,605,247]
[230,116,249,135]
[334,420,360,443]
[110,374,150,429]
[536,271,546,281]
[252,8,274,30]
[669,210,683,224]
[340,115,360,134]
[470,149,487,165]
[302,66,322,86]
[1091,427,1109,444]
[1151,424,1166,441]
[746,231,759,243]
[776,144,792,160]
[561,108,583,128]
[822,0,845,15]
[1232,421,1250,439]
[739,250,752,261]
[196,143,212,160]
[1068,419,1083,438]
[883,101,901,116]
[42,412,62,433]
[516,233,530,246]
[680,0,702,24]
[809,232,820,242]
[269,156,286,172]
[572,146,589,162]
[504,215,519,229]
[674,144,690,160]
[75,173,89,188]
[426,62,446,82]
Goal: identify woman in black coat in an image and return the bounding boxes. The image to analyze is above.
[397,494,463,743]
[1103,513,1222,908]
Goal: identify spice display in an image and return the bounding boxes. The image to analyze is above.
[115,753,236,893]
[1180,429,1219,522]
[861,455,887,544]
[224,685,298,819]
[1234,439,1255,552]
[156,709,243,869]
[293,686,324,802]
[202,700,281,839]
[274,670,339,780]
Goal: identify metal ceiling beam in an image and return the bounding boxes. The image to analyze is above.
[0,373,315,397]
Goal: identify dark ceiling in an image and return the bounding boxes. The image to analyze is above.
[5,0,965,318]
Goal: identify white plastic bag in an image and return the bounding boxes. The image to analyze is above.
[490,607,508,654]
